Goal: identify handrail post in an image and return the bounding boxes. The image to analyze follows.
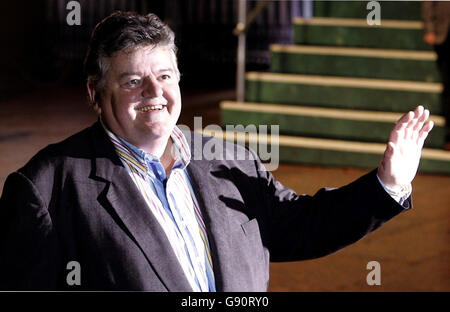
[236,0,246,103]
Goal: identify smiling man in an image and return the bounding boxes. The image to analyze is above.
[90,45,182,171]
[0,11,434,291]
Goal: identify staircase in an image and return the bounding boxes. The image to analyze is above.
[217,1,450,174]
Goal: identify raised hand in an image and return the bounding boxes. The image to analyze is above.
[378,106,434,191]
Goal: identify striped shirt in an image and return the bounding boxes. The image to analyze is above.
[102,122,215,292]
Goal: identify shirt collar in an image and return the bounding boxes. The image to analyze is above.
[100,118,191,172]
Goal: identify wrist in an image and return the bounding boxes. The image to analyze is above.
[376,173,412,206]
[376,167,407,192]
[382,182,404,193]
[384,183,412,196]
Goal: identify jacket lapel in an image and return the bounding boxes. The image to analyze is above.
[186,133,237,291]
[90,121,192,291]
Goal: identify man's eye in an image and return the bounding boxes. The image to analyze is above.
[126,79,141,87]
[160,74,170,80]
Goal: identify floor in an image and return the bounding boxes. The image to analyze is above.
[0,83,449,291]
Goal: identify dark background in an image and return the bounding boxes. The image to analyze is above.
[0,0,305,99]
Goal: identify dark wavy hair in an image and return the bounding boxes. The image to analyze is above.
[84,11,178,90]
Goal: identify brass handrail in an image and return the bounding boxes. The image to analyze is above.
[233,1,270,36]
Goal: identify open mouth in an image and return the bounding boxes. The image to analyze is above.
[137,104,166,112]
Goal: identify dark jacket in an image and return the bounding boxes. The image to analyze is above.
[0,121,409,291]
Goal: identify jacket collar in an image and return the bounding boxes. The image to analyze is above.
[89,121,238,291]
[89,120,193,291]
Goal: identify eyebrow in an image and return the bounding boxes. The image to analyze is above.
[119,68,174,79]
[119,72,142,79]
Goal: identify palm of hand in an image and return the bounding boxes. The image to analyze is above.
[378,106,434,190]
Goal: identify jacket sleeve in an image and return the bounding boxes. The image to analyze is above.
[0,171,62,290]
[253,158,411,262]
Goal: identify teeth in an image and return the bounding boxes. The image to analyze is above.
[139,105,164,112]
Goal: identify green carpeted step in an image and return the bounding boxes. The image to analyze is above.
[220,101,445,148]
[293,17,431,50]
[314,1,422,21]
[200,128,450,175]
[270,44,440,82]
[245,72,443,115]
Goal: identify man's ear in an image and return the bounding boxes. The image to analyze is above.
[87,80,97,104]
[87,80,102,114]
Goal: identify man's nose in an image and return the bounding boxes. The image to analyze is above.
[142,76,163,98]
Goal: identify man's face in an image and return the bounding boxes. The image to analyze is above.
[98,45,181,149]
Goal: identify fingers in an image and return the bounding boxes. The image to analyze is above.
[391,107,418,144]
[404,106,423,138]
[390,109,414,143]
[399,106,432,136]
[411,107,429,141]
[394,110,414,132]
[418,120,434,148]
[390,106,433,145]
[413,107,429,131]
[402,106,434,148]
